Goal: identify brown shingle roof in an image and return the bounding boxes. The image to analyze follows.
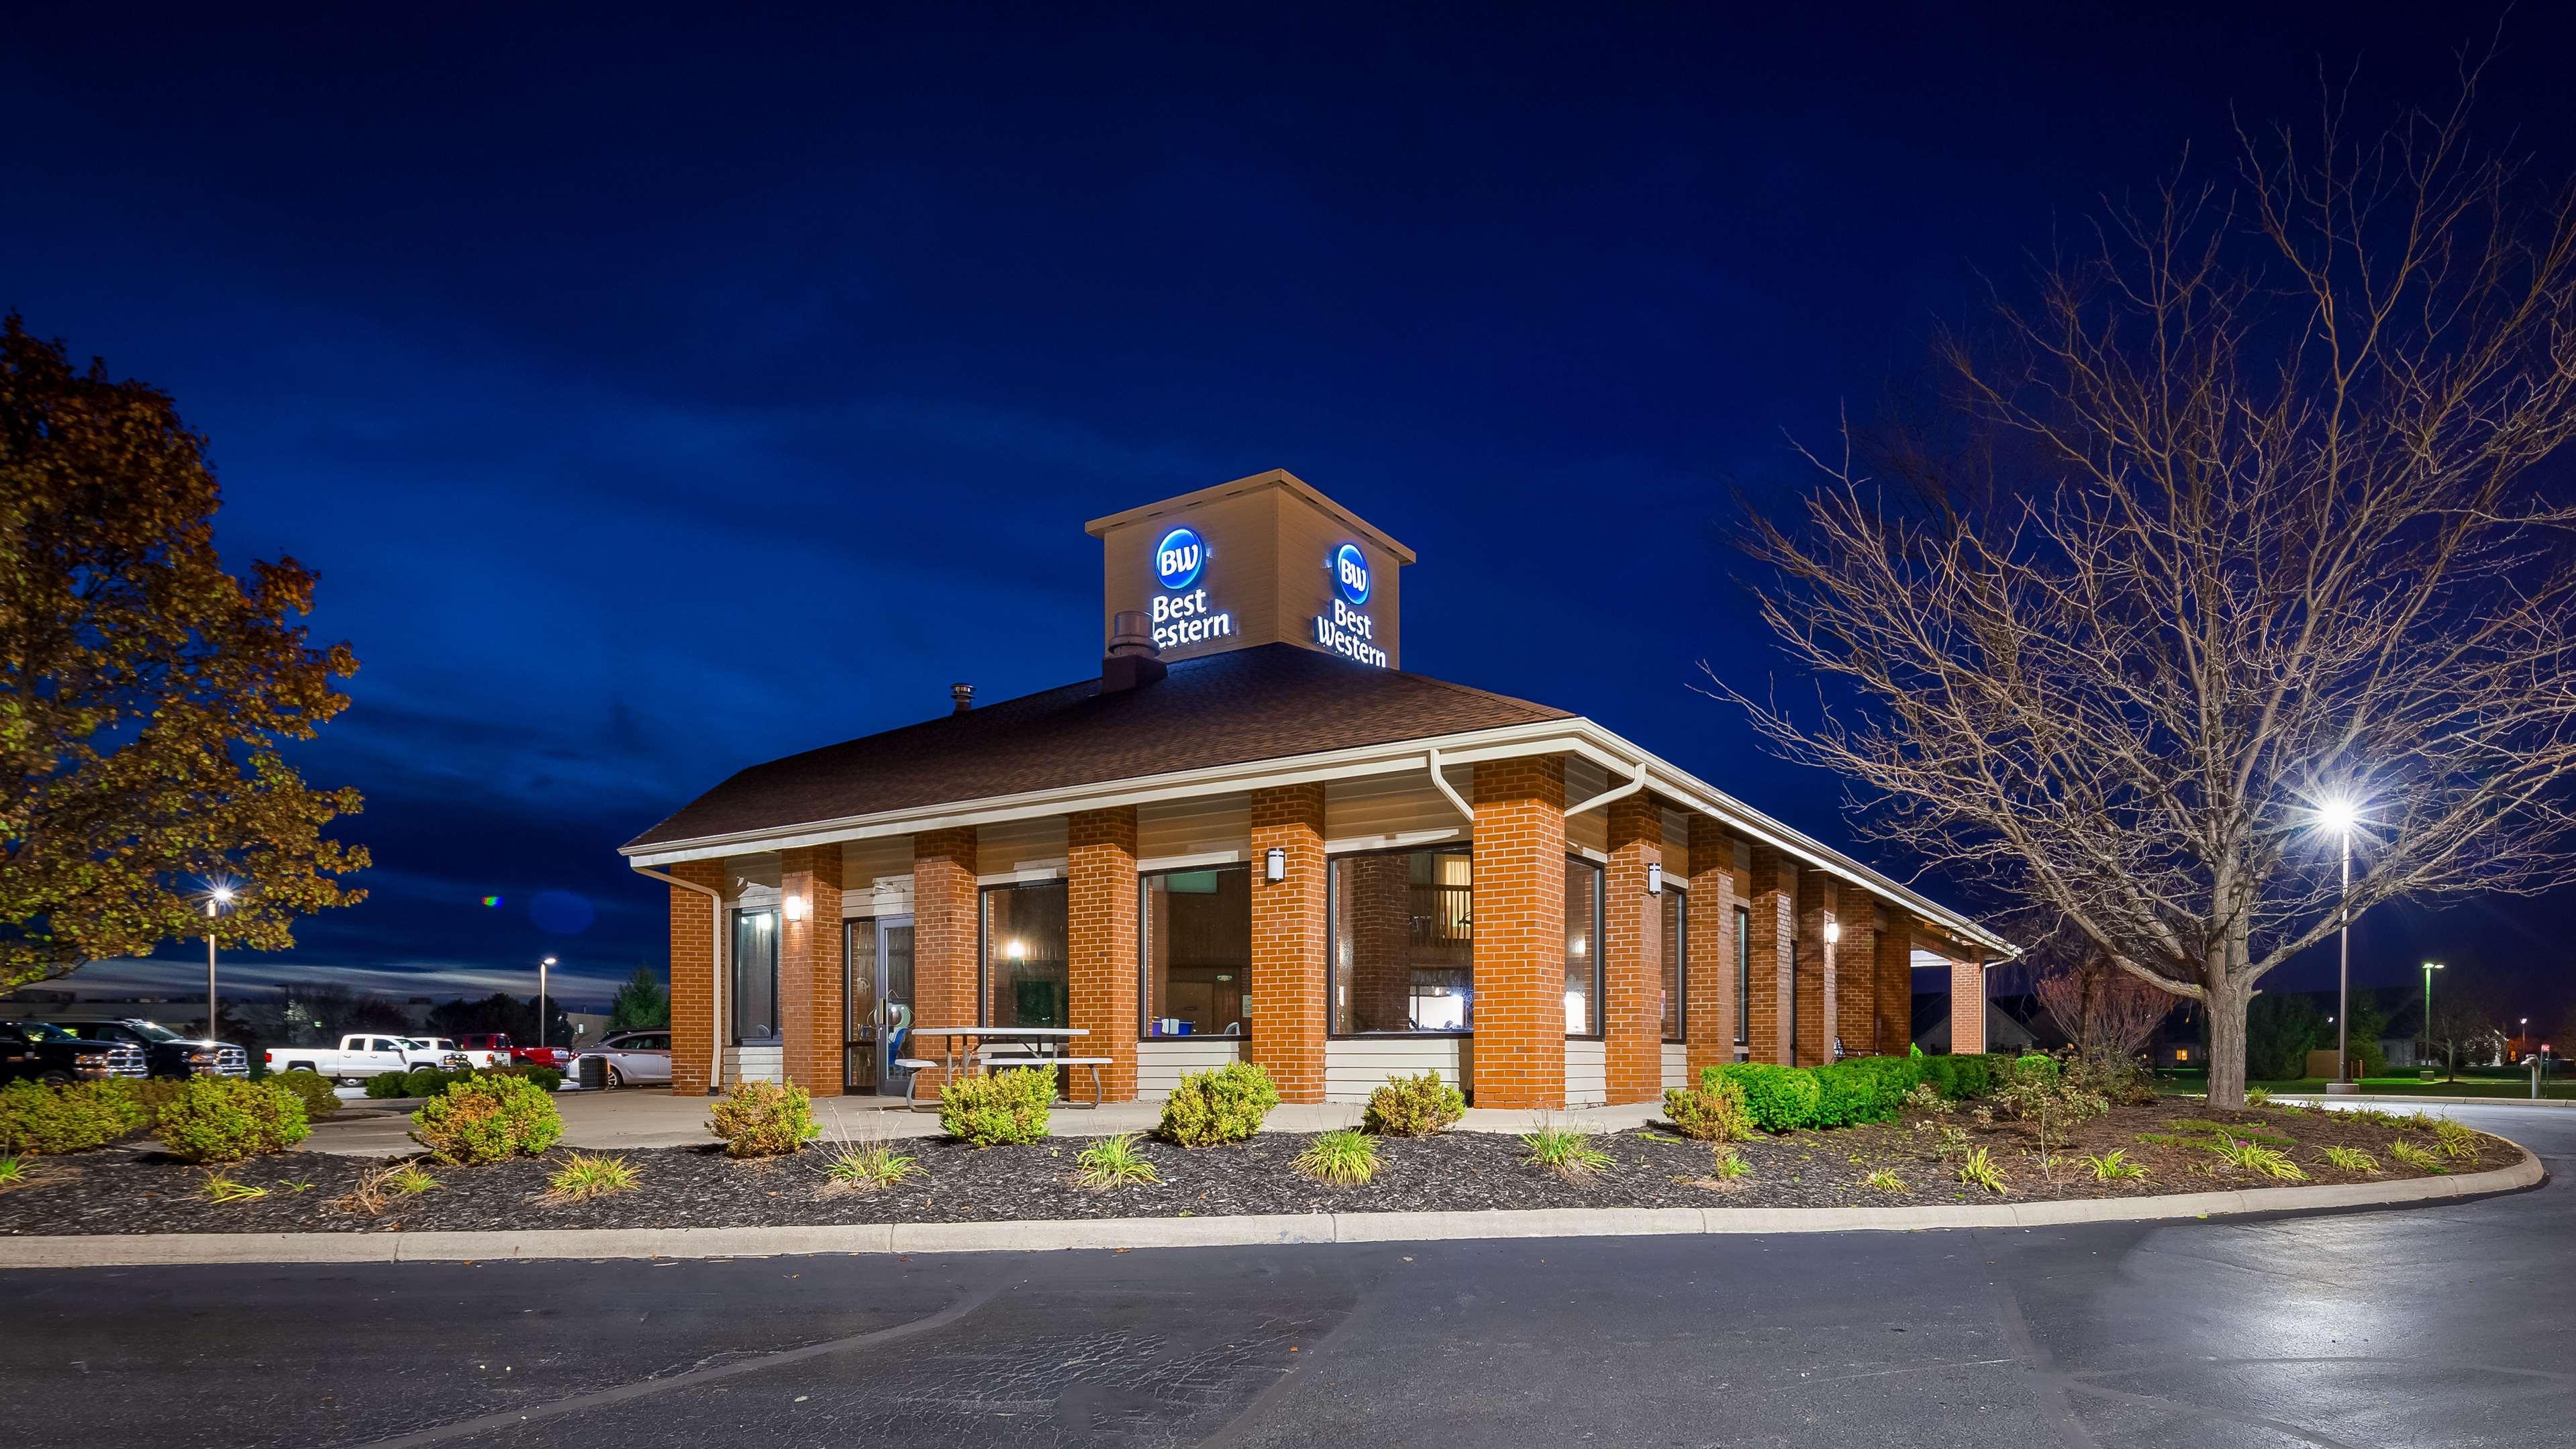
[622,643,1573,851]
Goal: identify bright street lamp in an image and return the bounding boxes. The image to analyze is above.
[2320,795,2361,1094]
[540,956,558,1051]
[203,882,238,1042]
[2423,961,2445,1077]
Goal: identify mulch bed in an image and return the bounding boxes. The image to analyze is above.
[0,1101,2510,1237]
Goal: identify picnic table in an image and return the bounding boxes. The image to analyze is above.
[897,1026,1106,1110]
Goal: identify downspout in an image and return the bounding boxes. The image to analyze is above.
[1565,760,1649,819]
[633,865,725,1094]
[1426,748,1475,822]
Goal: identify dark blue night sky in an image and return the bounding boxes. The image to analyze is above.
[6,5,2570,1021]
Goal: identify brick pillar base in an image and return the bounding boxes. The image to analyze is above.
[666,860,726,1096]
[1471,757,1567,1111]
[1950,956,1987,1055]
[1875,911,1915,1055]
[779,847,846,1096]
[1838,907,1877,1062]
[1683,817,1739,1081]
[911,826,979,1095]
[1604,795,1662,1105]
[1069,807,1140,1103]
[1250,784,1327,1103]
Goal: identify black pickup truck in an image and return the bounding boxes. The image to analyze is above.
[0,1021,148,1085]
[49,1019,249,1079]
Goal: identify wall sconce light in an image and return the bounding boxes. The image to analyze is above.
[782,893,807,922]
[1265,846,1286,883]
[1646,862,1663,896]
[1824,919,1841,945]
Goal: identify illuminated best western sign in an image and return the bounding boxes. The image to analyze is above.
[1150,525,1234,650]
[1313,542,1388,667]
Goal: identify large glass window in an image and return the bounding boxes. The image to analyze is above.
[982,881,1069,1028]
[1734,904,1752,1048]
[1142,865,1252,1037]
[1565,856,1603,1037]
[730,908,779,1045]
[1330,846,1472,1034]
[1661,885,1685,1042]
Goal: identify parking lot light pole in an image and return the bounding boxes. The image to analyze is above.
[2423,960,2444,1074]
[540,957,557,1052]
[2318,797,2359,1093]
[205,885,235,1040]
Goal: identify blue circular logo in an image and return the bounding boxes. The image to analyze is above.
[1332,543,1371,605]
[1153,527,1205,590]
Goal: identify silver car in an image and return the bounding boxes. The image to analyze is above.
[587,1030,671,1087]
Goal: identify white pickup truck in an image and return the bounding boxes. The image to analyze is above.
[262,1034,499,1083]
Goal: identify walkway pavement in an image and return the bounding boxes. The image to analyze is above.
[305,1087,1666,1157]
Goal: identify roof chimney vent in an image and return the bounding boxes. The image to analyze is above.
[1101,610,1167,693]
[950,682,975,715]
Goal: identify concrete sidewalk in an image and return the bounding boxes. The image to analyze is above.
[305,1088,1667,1157]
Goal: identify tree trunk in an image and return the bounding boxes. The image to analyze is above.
[2205,972,2253,1108]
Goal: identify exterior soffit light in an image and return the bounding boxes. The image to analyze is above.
[783,893,807,922]
[1825,920,1842,944]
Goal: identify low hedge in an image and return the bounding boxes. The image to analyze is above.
[940,1066,1055,1146]
[254,1069,342,1119]
[156,1078,312,1162]
[0,1081,150,1154]
[705,1080,818,1158]
[410,1074,563,1164]
[1697,1051,2018,1133]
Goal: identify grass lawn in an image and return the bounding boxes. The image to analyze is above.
[2156,1069,2576,1101]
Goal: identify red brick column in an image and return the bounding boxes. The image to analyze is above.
[1471,756,1567,1111]
[1250,784,1326,1103]
[1875,910,1916,1054]
[1950,952,1987,1055]
[1837,898,1877,1061]
[1604,794,1663,1105]
[1684,817,1740,1080]
[1346,853,1415,1032]
[1747,847,1795,1065]
[911,826,979,1093]
[777,846,845,1096]
[1794,867,1838,1065]
[665,858,726,1096]
[1068,807,1140,1103]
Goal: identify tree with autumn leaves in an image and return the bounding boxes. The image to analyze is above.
[1,315,367,991]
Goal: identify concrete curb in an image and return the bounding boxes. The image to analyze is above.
[2272,1093,2575,1110]
[0,1146,2541,1270]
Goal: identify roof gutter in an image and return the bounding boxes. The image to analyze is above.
[630,865,724,1093]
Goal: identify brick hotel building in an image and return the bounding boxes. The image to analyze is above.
[622,470,2008,1107]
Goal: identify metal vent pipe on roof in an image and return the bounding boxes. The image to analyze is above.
[950,683,975,714]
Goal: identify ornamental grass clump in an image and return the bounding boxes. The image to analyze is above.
[940,1066,1054,1146]
[1707,1145,1752,1181]
[2085,1148,2147,1182]
[1957,1147,2008,1195]
[2318,1146,2380,1174]
[1520,1117,1612,1179]
[156,1079,310,1164]
[544,1152,640,1203]
[1362,1071,1465,1137]
[2387,1139,2444,1172]
[1863,1167,1905,1192]
[1296,1129,1381,1186]
[1663,1075,1754,1142]
[411,1074,562,1165]
[1074,1132,1162,1190]
[706,1080,820,1158]
[2432,1118,2481,1161]
[2213,1138,2306,1181]
[1158,1060,1279,1146]
[0,1081,148,1155]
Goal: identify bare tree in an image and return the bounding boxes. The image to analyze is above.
[1720,72,2576,1106]
[2033,941,2179,1072]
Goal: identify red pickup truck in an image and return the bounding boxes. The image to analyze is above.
[452,1033,575,1069]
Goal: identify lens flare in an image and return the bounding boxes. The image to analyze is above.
[481,895,503,908]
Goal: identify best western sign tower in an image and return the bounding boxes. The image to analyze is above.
[1084,468,1414,670]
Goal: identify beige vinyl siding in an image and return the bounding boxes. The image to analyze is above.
[1135,1038,1244,1099]
[1324,772,1465,849]
[977,816,1069,877]
[1661,1042,1691,1091]
[1563,757,1611,855]
[1564,1037,1607,1107]
[840,836,916,917]
[1137,793,1252,863]
[1660,806,1692,879]
[1325,1036,1471,1103]
[723,1045,783,1085]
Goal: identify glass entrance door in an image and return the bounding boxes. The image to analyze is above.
[844,916,915,1095]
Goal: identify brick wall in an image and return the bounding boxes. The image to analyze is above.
[1793,867,1838,1065]
[666,858,725,1096]
[1603,794,1662,1104]
[1471,756,1567,1110]
[1949,954,1987,1054]
[1875,909,1916,1054]
[777,846,845,1096]
[911,826,979,1093]
[1344,852,1416,1033]
[1067,807,1140,1102]
[1249,783,1326,1102]
[1837,894,1878,1062]
[1747,846,1795,1065]
[1684,817,1740,1079]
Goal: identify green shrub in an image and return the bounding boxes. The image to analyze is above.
[0,1081,150,1154]
[411,1074,563,1164]
[258,1070,341,1119]
[495,1064,564,1093]
[1362,1070,1465,1137]
[155,1078,311,1163]
[1158,1060,1280,1146]
[1663,1075,1754,1142]
[1810,1057,1922,1127]
[940,1066,1054,1146]
[363,1071,411,1099]
[705,1080,819,1158]
[1915,1052,2012,1101]
[1702,1063,1821,1132]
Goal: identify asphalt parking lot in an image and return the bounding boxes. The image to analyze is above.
[3,1101,2565,1448]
